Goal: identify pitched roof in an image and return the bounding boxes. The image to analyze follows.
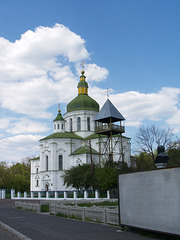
[94,99,125,123]
[53,112,64,122]
[40,132,83,141]
[70,146,99,155]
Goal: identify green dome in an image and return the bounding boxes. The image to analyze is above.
[53,112,64,122]
[78,81,88,88]
[67,94,99,113]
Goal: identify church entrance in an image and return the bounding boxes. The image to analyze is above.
[45,184,49,191]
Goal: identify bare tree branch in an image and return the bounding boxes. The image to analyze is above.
[135,124,174,161]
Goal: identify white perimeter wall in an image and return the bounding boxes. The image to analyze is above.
[118,167,180,236]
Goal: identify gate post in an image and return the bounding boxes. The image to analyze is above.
[2,189,6,199]
[11,189,15,199]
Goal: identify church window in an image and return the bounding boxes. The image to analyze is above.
[77,117,81,131]
[46,156,48,171]
[70,118,73,132]
[36,168,38,173]
[54,124,56,130]
[36,180,39,187]
[57,124,60,129]
[87,117,90,131]
[59,155,63,170]
[62,124,63,129]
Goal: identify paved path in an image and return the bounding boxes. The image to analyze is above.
[0,200,153,240]
[0,225,20,240]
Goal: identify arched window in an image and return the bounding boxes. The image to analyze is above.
[59,155,63,170]
[77,117,81,131]
[70,118,73,132]
[57,124,60,129]
[46,156,48,171]
[36,168,38,173]
[62,124,64,130]
[87,117,90,131]
[54,124,56,130]
[36,180,39,187]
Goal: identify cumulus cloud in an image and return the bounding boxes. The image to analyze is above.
[0,118,10,129]
[0,24,89,81]
[0,135,43,162]
[6,118,50,134]
[0,24,92,117]
[76,63,109,82]
[90,86,180,130]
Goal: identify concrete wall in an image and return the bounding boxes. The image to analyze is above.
[118,167,180,236]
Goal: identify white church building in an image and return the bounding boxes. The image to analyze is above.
[30,70,131,192]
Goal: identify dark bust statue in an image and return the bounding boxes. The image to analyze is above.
[154,145,169,168]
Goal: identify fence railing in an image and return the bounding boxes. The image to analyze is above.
[11,189,110,200]
[15,201,40,212]
[15,201,119,225]
[49,203,119,225]
[95,124,125,134]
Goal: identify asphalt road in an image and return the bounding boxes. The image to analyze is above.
[0,200,153,240]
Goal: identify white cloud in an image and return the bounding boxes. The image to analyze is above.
[0,24,89,81]
[0,118,10,129]
[0,134,43,162]
[76,63,109,82]
[90,86,180,130]
[0,24,110,119]
[6,118,50,134]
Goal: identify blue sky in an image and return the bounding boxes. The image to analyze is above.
[0,0,180,163]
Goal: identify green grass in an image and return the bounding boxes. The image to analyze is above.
[65,201,118,208]
[16,207,22,210]
[56,212,83,221]
[56,212,68,218]
[41,204,49,212]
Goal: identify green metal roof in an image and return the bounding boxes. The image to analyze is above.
[67,94,99,113]
[85,133,105,140]
[53,112,64,122]
[85,133,130,140]
[70,146,99,155]
[78,81,88,88]
[30,157,40,161]
[40,132,83,141]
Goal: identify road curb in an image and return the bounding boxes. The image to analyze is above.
[0,221,32,240]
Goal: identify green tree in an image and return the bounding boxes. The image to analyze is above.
[135,152,155,170]
[62,164,96,191]
[95,165,118,191]
[9,158,31,192]
[167,141,180,167]
[0,162,10,189]
[95,161,132,191]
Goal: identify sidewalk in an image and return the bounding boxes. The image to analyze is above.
[0,200,153,240]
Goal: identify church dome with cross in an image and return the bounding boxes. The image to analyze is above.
[67,70,99,113]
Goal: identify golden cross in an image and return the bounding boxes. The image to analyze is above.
[58,103,61,112]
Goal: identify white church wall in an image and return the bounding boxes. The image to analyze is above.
[64,110,98,138]
[31,159,40,191]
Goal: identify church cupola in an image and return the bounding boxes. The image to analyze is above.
[78,70,88,95]
[66,69,99,113]
[53,105,65,133]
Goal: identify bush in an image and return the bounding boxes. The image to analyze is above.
[41,204,49,212]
